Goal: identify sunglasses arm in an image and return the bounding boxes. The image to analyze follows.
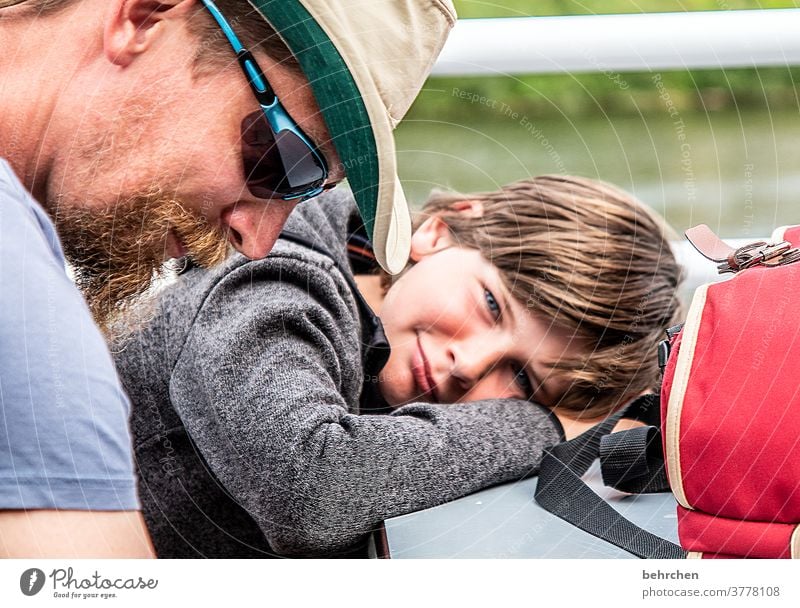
[200,0,277,106]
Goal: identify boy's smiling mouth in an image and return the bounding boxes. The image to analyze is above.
[412,334,439,402]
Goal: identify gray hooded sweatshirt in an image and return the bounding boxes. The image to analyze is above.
[114,188,563,558]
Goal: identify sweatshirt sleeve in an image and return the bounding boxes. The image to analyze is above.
[169,254,563,556]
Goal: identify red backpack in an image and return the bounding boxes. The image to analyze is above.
[535,225,800,559]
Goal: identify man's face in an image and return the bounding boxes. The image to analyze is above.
[40,2,341,329]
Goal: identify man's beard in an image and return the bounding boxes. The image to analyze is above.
[52,189,230,335]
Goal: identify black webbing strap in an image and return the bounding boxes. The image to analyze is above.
[597,394,670,494]
[600,426,670,494]
[534,395,687,559]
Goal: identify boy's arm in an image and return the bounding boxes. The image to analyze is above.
[169,256,563,557]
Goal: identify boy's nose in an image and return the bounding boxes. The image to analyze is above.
[448,337,509,394]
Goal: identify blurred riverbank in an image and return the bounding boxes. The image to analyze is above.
[397,104,800,237]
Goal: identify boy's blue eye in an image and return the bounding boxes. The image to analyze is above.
[484,289,500,318]
[512,364,534,398]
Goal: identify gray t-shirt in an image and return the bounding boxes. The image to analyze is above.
[0,159,138,510]
[115,188,563,557]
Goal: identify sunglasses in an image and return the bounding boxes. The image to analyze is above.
[200,0,329,201]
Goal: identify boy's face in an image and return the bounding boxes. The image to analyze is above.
[377,211,582,408]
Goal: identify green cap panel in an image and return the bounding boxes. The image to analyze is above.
[250,0,381,240]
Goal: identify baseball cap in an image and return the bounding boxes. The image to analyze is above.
[248,0,457,274]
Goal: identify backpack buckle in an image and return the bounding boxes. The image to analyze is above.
[718,240,793,274]
[685,224,800,275]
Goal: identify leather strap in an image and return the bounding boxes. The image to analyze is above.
[685,224,736,262]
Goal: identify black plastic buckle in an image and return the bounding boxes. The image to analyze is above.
[658,323,684,373]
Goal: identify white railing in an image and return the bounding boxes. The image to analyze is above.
[432,10,799,295]
[433,9,800,76]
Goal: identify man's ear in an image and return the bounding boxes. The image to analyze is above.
[104,0,197,67]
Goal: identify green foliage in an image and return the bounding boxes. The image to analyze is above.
[452,0,799,19]
[412,2,800,120]
[409,68,800,122]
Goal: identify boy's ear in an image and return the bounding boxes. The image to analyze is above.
[409,199,484,262]
[104,0,196,67]
[449,199,484,218]
[409,215,454,262]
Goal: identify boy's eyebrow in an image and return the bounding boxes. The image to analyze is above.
[496,278,518,330]
[527,363,545,398]
[498,282,559,406]
[530,365,555,406]
[492,273,562,404]
[497,284,548,401]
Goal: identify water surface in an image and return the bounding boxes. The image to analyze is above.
[396,108,800,237]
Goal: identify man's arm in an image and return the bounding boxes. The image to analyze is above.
[0,511,154,558]
[0,165,151,557]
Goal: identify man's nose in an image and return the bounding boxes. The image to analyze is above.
[221,199,298,259]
